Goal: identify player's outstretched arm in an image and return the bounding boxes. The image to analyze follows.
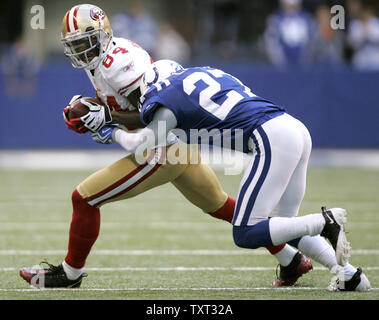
[114,106,177,153]
[111,110,145,128]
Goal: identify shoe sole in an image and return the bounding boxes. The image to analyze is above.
[19,268,83,288]
[19,269,33,284]
[20,268,44,288]
[330,208,351,266]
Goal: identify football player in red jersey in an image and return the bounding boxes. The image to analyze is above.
[19,4,311,288]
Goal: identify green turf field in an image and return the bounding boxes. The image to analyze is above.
[0,168,378,300]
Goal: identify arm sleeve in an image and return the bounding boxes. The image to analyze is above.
[114,106,178,153]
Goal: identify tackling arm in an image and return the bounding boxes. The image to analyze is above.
[110,88,145,128]
[111,110,145,128]
[113,106,178,153]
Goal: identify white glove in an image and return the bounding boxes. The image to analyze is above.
[80,98,112,133]
[69,94,82,105]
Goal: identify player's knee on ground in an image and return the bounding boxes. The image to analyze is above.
[233,220,273,249]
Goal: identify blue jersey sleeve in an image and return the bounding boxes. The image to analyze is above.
[139,86,161,125]
[139,81,184,126]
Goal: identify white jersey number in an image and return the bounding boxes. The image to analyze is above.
[183,70,249,120]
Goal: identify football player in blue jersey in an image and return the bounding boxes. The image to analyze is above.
[91,60,370,291]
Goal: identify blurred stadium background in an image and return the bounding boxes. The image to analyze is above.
[1,0,379,169]
[0,0,379,154]
[1,0,379,156]
[0,0,378,300]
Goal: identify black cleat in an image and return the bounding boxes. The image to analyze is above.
[272,252,313,287]
[20,261,87,288]
[320,206,351,266]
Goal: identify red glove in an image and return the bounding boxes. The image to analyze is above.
[63,106,89,134]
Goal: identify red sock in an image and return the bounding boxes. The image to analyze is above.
[207,196,235,223]
[208,196,286,253]
[266,243,286,255]
[65,189,100,269]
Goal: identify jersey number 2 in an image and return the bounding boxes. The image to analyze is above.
[182,70,245,120]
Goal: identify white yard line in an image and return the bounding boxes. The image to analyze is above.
[2,266,379,272]
[0,249,378,255]
[0,287,378,292]
[0,222,229,231]
[2,149,379,170]
[0,249,265,255]
[0,221,376,231]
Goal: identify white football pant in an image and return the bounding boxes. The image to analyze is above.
[233,113,312,226]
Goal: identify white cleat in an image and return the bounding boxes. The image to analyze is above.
[320,207,351,266]
[328,267,371,292]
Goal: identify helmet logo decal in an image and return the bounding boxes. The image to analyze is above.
[146,66,159,86]
[90,8,105,21]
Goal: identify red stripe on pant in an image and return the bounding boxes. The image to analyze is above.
[84,148,161,205]
[93,161,163,207]
[84,162,150,204]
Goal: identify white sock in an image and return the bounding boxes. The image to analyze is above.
[274,244,298,267]
[297,236,358,281]
[297,235,337,270]
[269,213,325,245]
[62,260,83,280]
